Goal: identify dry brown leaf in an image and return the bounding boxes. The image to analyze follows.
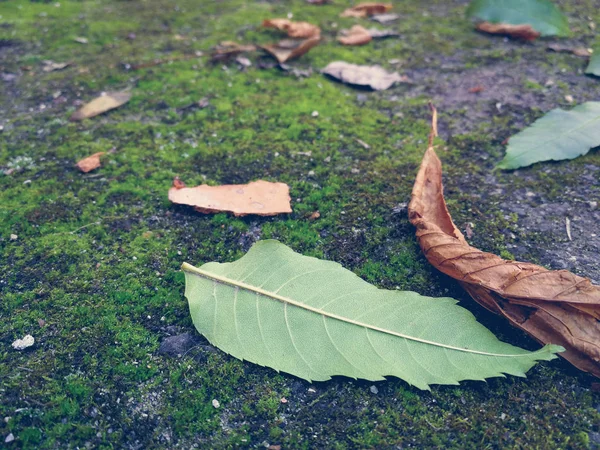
[322,61,408,90]
[42,60,70,72]
[340,2,392,18]
[371,13,400,24]
[476,22,541,41]
[338,25,373,46]
[76,152,105,173]
[547,43,592,58]
[408,105,600,377]
[168,179,292,216]
[262,37,321,64]
[211,41,257,61]
[70,91,131,121]
[263,18,321,39]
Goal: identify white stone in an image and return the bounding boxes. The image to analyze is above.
[12,335,34,350]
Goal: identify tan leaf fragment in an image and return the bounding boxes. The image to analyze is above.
[322,61,408,90]
[338,25,373,46]
[340,3,393,18]
[70,91,131,121]
[476,22,540,41]
[211,41,257,61]
[76,152,105,173]
[408,105,600,377]
[547,43,592,58]
[42,60,70,72]
[263,18,321,39]
[168,179,292,217]
[262,37,321,63]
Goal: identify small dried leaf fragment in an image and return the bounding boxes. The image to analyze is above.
[322,61,408,90]
[263,18,321,39]
[168,179,292,216]
[408,106,600,377]
[476,22,541,41]
[76,152,106,173]
[338,25,372,46]
[42,60,70,72]
[211,41,257,61]
[262,37,321,63]
[70,91,131,121]
[340,3,392,18]
[547,43,591,57]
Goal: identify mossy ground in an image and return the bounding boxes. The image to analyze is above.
[1,0,599,448]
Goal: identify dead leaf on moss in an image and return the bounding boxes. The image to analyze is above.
[263,18,321,39]
[76,152,105,173]
[340,2,392,18]
[476,22,540,41]
[547,43,592,57]
[408,105,600,378]
[42,60,70,72]
[70,91,131,121]
[168,179,292,216]
[211,41,257,61]
[338,25,372,46]
[262,37,321,63]
[322,61,408,90]
[371,13,399,24]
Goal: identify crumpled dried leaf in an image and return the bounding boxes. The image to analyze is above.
[367,27,400,38]
[371,13,399,24]
[322,61,408,90]
[262,37,321,63]
[76,152,105,173]
[211,41,257,61]
[476,22,541,41]
[408,106,600,377]
[263,18,321,39]
[42,60,70,72]
[168,179,292,216]
[70,91,131,121]
[338,25,372,46]
[547,43,592,57]
[340,2,392,18]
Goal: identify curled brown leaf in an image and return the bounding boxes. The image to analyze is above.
[261,36,321,63]
[211,41,257,61]
[263,18,321,39]
[475,22,541,41]
[408,105,600,377]
[340,2,393,18]
[338,25,372,46]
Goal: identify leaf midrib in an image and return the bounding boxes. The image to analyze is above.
[182,262,542,358]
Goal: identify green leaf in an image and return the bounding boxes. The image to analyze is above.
[466,0,570,37]
[182,240,562,390]
[497,102,600,170]
[586,46,600,77]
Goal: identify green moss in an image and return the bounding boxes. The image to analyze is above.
[1,0,599,449]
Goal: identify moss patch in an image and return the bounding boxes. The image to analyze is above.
[1,0,599,448]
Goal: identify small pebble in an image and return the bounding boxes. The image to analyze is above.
[565,95,574,103]
[212,399,220,408]
[311,111,319,117]
[10,234,17,240]
[369,385,379,394]
[12,335,34,350]
[5,433,14,443]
